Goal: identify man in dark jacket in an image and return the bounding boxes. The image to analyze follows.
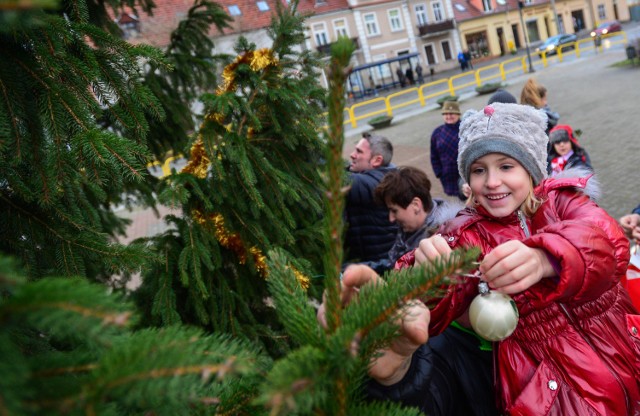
[344,134,397,265]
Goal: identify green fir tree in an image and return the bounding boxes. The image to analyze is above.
[0,0,231,283]
[0,1,483,414]
[0,255,270,415]
[136,0,328,355]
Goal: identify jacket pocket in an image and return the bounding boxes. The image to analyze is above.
[507,361,599,416]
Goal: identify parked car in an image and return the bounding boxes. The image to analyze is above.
[590,20,622,37]
[535,34,578,56]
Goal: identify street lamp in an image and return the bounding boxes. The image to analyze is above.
[518,1,535,73]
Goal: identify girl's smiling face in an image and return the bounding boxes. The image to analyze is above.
[469,153,532,218]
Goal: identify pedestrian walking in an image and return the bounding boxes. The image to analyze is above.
[415,64,424,84]
[463,50,473,69]
[457,51,467,71]
[396,66,406,87]
[405,67,415,86]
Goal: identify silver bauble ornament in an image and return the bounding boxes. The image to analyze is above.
[469,281,519,341]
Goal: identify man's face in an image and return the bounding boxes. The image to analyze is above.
[349,139,380,172]
[443,113,460,124]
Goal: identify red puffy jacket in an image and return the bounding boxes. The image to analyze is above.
[397,175,640,415]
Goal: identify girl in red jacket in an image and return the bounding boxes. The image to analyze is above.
[350,103,640,415]
[408,102,640,415]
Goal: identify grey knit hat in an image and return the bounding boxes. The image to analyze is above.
[457,103,549,185]
[487,89,517,105]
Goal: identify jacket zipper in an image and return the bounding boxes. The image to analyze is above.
[517,210,530,238]
[517,209,631,411]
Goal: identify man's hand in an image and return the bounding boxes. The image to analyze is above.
[479,240,555,294]
[619,213,640,244]
[368,300,430,385]
[316,264,430,386]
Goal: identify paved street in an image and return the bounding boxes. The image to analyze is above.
[344,46,640,221]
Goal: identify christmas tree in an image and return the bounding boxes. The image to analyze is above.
[135,0,328,355]
[0,1,481,414]
[0,0,231,282]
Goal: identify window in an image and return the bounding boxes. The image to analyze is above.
[333,19,349,38]
[441,40,452,60]
[454,4,466,11]
[116,12,140,39]
[598,4,606,19]
[388,9,404,31]
[431,2,443,22]
[228,5,241,15]
[415,4,428,26]
[482,0,492,12]
[312,22,329,45]
[363,13,380,36]
[256,1,269,11]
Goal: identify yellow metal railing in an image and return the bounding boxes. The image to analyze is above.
[336,31,628,129]
[150,31,629,178]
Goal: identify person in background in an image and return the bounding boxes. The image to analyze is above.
[520,78,559,134]
[430,101,463,199]
[364,166,463,274]
[619,204,640,310]
[620,204,640,245]
[487,89,517,105]
[547,124,592,176]
[396,67,406,88]
[457,51,467,71]
[463,50,473,69]
[343,133,398,266]
[415,64,424,85]
[405,67,415,86]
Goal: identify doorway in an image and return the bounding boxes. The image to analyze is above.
[511,24,521,48]
[571,10,585,32]
[496,27,506,55]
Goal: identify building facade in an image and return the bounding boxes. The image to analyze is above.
[452,0,631,59]
[116,0,631,91]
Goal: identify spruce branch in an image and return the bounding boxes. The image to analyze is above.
[322,36,355,334]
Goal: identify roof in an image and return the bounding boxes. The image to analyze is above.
[452,0,549,23]
[125,0,350,48]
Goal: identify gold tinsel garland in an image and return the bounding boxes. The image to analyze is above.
[182,48,277,178]
[192,209,310,289]
[183,50,310,290]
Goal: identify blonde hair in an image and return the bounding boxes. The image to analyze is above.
[520,78,545,109]
[520,176,544,217]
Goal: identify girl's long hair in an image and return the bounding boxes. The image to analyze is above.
[521,176,544,217]
[520,78,545,109]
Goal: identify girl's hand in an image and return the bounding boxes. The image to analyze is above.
[414,234,453,265]
[479,240,555,295]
